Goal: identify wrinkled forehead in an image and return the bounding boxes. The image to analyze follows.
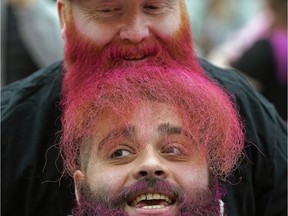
[95,101,181,131]
[62,0,189,30]
[68,0,186,3]
[64,0,187,11]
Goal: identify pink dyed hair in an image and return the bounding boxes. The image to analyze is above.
[61,65,244,179]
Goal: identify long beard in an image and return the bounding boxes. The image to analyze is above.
[61,16,203,102]
[72,178,225,216]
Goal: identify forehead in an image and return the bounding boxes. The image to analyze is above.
[95,102,182,137]
[71,0,183,9]
[79,0,180,4]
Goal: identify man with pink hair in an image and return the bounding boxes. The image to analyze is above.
[61,65,244,215]
[1,0,286,215]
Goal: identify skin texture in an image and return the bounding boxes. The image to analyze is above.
[74,102,210,215]
[58,0,188,44]
[70,0,181,45]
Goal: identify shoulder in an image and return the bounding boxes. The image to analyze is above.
[1,61,63,119]
[1,61,72,216]
[201,60,287,215]
[200,58,278,120]
[200,58,286,156]
[200,58,255,94]
[200,59,287,216]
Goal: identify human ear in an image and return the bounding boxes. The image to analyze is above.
[73,170,85,204]
[57,0,67,39]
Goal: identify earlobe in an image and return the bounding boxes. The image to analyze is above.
[74,170,85,204]
[57,0,67,39]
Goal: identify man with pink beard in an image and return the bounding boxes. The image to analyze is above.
[61,66,244,215]
[1,0,287,216]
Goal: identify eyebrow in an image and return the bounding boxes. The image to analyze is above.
[97,123,186,151]
[157,123,183,135]
[98,126,135,151]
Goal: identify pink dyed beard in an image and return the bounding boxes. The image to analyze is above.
[62,18,203,99]
[73,178,225,216]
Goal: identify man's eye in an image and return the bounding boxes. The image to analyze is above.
[163,146,182,155]
[99,7,119,13]
[95,6,122,17]
[144,4,167,14]
[100,8,113,13]
[110,149,131,158]
[145,5,159,10]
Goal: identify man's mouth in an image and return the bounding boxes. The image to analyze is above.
[128,192,175,209]
[122,54,148,61]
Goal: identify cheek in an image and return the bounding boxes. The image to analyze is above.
[151,15,181,41]
[71,6,117,47]
[86,162,130,194]
[171,162,209,192]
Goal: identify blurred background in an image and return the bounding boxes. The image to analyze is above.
[187,0,262,57]
[186,0,287,119]
[1,0,63,86]
[1,0,287,118]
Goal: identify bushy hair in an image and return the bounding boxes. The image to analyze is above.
[61,65,244,180]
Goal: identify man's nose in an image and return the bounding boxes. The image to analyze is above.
[119,14,150,43]
[132,149,168,180]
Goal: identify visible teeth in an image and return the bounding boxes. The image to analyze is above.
[165,197,172,203]
[142,205,165,209]
[140,194,146,200]
[136,196,141,204]
[131,193,172,206]
[146,193,153,200]
[154,193,161,199]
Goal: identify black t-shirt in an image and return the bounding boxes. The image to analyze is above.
[1,60,287,216]
[232,39,287,119]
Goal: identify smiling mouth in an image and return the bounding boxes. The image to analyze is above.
[128,192,175,209]
[122,54,148,61]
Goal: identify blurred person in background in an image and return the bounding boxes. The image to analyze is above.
[186,0,262,56]
[208,0,287,120]
[2,0,63,85]
[231,0,287,120]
